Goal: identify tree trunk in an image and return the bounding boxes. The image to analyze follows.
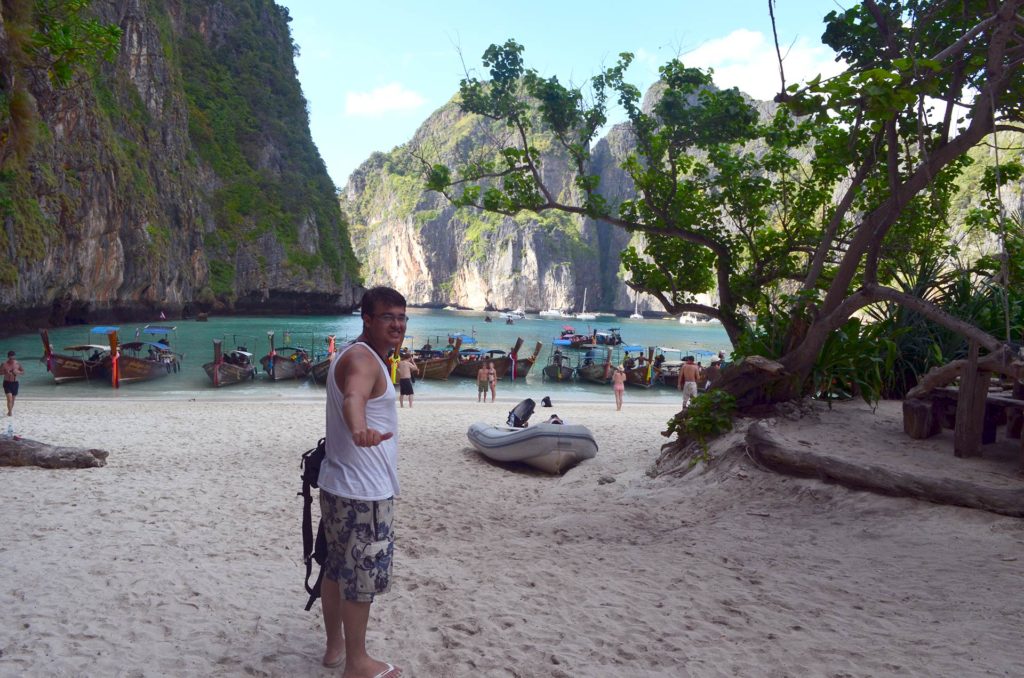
[0,437,109,468]
[747,421,1024,518]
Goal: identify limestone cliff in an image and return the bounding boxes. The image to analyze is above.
[0,0,361,334]
[343,98,634,313]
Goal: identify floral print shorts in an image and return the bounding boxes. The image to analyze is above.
[319,491,395,602]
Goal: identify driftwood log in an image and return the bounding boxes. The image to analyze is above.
[746,421,1024,518]
[0,437,108,469]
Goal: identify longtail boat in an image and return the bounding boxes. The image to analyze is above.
[203,337,257,387]
[451,348,512,379]
[624,346,657,388]
[113,325,183,385]
[509,340,543,380]
[593,327,625,346]
[311,335,339,385]
[260,331,312,381]
[557,325,591,349]
[39,328,110,383]
[576,345,615,385]
[451,335,513,379]
[542,345,575,382]
[414,336,463,380]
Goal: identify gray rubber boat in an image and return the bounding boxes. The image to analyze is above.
[466,422,598,474]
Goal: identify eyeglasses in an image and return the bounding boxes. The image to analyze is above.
[373,313,408,324]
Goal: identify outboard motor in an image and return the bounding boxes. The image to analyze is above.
[506,398,536,428]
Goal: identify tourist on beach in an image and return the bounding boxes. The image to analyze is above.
[487,360,498,402]
[677,356,701,409]
[3,350,24,417]
[396,355,418,408]
[612,366,627,411]
[317,286,404,678]
[704,360,722,390]
[623,352,635,370]
[476,362,490,402]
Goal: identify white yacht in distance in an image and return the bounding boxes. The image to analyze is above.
[539,308,563,317]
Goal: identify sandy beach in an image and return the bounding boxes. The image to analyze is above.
[1,395,1022,677]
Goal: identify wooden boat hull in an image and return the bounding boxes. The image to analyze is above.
[467,422,598,474]
[542,364,575,382]
[47,354,108,383]
[260,355,311,380]
[203,361,257,387]
[625,365,656,388]
[115,355,179,383]
[508,340,542,380]
[577,362,613,385]
[417,354,460,380]
[451,357,511,379]
[311,358,332,384]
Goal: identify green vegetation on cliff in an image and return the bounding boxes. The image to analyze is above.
[0,0,121,285]
[177,0,359,284]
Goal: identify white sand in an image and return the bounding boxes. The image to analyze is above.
[1,395,1022,677]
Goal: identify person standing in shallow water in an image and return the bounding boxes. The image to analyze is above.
[611,366,627,410]
[3,351,25,417]
[317,286,404,678]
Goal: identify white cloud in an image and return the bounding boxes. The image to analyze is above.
[682,29,843,100]
[344,83,426,116]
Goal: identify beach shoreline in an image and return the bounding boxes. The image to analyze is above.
[1,398,1021,677]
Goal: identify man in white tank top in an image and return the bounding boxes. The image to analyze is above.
[318,286,405,678]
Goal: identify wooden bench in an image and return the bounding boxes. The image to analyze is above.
[904,383,1024,466]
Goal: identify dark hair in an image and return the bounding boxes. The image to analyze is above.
[360,286,407,317]
[6,351,14,357]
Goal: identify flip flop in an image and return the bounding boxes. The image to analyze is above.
[321,654,344,669]
[371,663,400,678]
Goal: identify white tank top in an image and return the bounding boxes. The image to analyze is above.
[318,341,400,500]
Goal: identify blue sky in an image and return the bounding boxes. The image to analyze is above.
[275,1,847,188]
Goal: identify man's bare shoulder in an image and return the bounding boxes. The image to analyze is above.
[338,343,376,366]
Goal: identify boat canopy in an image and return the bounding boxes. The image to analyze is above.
[620,344,645,353]
[143,325,176,335]
[62,344,110,352]
[449,333,477,345]
[90,326,120,334]
[121,341,176,351]
[552,339,572,346]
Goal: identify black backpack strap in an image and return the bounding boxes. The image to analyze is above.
[299,438,328,610]
[304,519,326,610]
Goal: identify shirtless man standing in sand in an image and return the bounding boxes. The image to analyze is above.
[3,350,24,416]
[677,356,701,409]
[396,354,418,408]
[318,286,404,678]
[476,361,490,402]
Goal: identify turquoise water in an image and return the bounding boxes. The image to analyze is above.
[3,309,729,402]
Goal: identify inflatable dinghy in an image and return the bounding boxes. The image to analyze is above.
[467,422,598,474]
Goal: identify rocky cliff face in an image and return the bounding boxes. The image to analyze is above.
[0,0,361,334]
[343,98,644,313]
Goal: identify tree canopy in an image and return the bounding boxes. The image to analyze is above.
[425,0,1024,406]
